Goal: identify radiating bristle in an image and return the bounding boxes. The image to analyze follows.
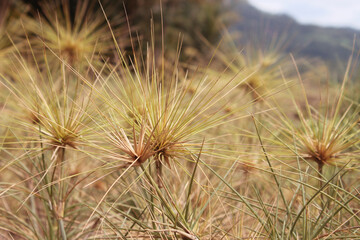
[0,1,359,239]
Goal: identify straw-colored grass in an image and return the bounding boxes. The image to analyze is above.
[0,1,359,239]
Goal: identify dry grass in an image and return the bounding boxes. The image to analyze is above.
[0,1,359,239]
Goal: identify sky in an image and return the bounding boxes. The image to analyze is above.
[248,0,360,30]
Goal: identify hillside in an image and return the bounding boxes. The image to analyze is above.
[229,0,360,72]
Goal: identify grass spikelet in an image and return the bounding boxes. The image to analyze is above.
[79,5,255,189]
[0,48,96,239]
[91,42,251,187]
[25,0,128,72]
[279,55,360,174]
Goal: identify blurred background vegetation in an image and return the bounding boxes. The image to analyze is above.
[19,0,360,74]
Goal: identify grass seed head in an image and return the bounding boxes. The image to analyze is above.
[25,0,128,71]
